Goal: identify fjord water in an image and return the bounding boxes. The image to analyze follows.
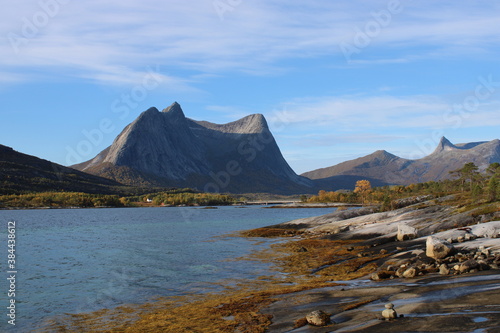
[0,206,335,331]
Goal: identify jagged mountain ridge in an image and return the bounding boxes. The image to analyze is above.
[303,137,500,190]
[74,102,314,194]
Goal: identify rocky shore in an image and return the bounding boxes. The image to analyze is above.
[249,195,500,332]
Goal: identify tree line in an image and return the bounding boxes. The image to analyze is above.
[305,162,500,210]
[0,192,126,208]
[0,189,237,208]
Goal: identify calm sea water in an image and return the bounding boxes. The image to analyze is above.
[0,206,336,331]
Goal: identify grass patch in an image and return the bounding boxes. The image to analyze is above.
[270,238,384,279]
[469,202,500,217]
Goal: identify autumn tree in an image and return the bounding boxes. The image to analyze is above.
[354,180,372,203]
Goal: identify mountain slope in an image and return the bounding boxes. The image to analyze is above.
[303,150,410,183]
[74,102,314,194]
[303,137,500,190]
[0,145,128,195]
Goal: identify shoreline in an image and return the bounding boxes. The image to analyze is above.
[42,197,500,332]
[0,202,356,210]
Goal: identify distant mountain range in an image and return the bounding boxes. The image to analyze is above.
[72,102,314,194]
[3,102,499,195]
[303,137,500,190]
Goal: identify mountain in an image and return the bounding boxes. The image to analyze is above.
[73,102,314,194]
[0,144,129,195]
[303,137,500,190]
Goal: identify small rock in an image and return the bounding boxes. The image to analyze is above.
[305,310,331,326]
[426,236,454,259]
[382,303,398,320]
[371,271,393,281]
[464,233,477,241]
[457,236,465,243]
[478,260,490,271]
[402,267,417,278]
[397,224,418,241]
[395,266,407,278]
[439,263,450,275]
[380,249,388,255]
[459,259,479,273]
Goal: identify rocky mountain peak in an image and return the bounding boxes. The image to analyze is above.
[372,150,397,159]
[73,103,313,194]
[228,113,268,134]
[162,101,183,114]
[432,136,457,154]
[160,102,187,123]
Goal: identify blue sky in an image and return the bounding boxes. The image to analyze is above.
[1,0,500,174]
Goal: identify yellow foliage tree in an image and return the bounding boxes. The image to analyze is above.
[354,180,372,203]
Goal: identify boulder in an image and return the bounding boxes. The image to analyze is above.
[306,310,331,326]
[426,236,454,259]
[397,224,418,241]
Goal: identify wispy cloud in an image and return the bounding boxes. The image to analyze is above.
[1,0,500,88]
[267,91,500,156]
